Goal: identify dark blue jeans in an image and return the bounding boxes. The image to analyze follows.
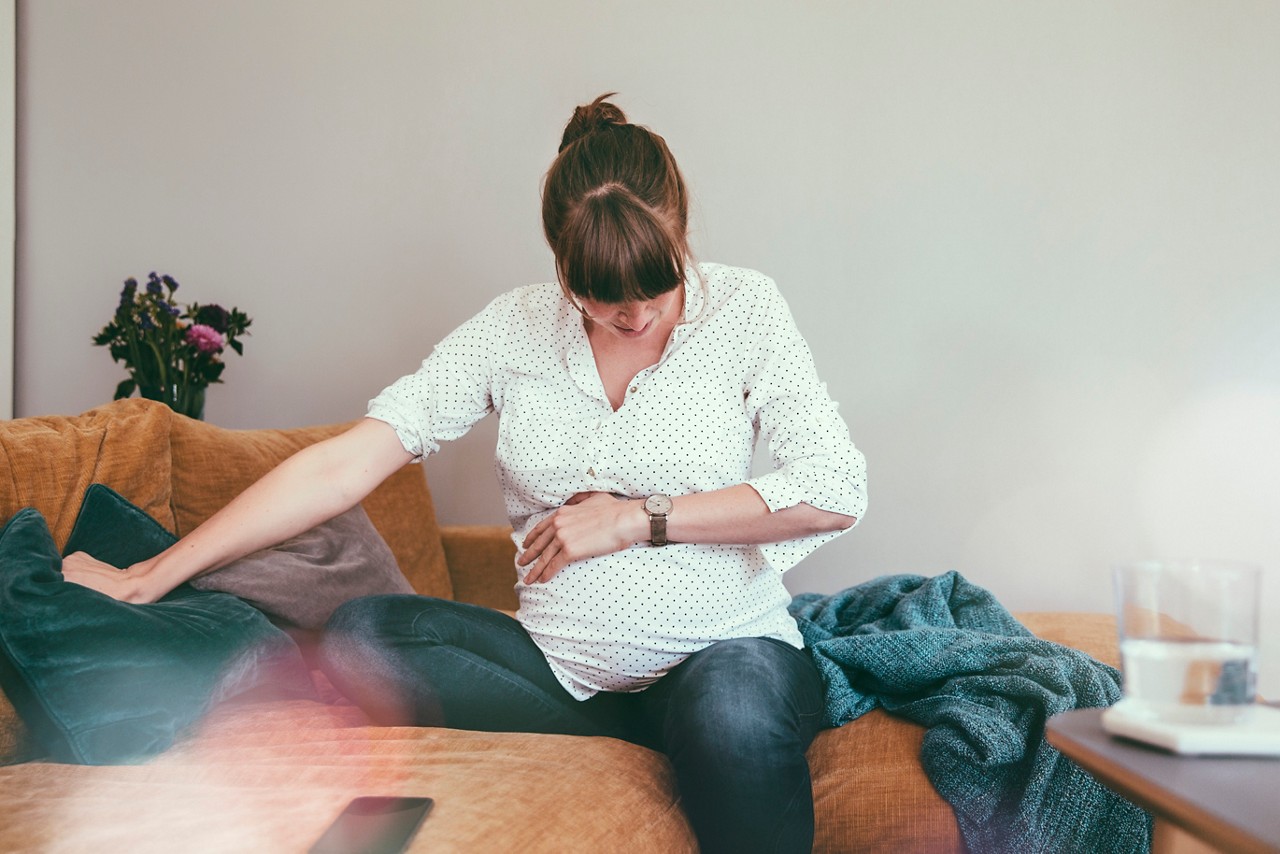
[319,595,825,854]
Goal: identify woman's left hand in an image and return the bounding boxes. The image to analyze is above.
[519,492,644,584]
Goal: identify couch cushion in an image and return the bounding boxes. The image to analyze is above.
[0,689,30,765]
[167,416,453,599]
[0,496,310,765]
[0,698,698,853]
[810,710,963,853]
[0,398,175,551]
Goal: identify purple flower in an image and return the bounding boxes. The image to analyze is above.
[146,275,164,296]
[118,278,138,308]
[185,324,225,354]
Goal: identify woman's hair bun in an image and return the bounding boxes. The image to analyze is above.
[559,92,628,151]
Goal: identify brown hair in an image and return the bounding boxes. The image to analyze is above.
[542,93,690,305]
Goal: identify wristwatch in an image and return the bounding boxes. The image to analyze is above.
[643,494,673,547]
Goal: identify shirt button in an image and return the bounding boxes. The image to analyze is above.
[629,386,637,394]
[587,467,595,477]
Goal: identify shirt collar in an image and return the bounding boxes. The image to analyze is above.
[677,263,705,326]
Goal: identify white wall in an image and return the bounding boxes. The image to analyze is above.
[0,0,12,420]
[15,1,1280,694]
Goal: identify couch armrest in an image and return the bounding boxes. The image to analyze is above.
[440,525,519,611]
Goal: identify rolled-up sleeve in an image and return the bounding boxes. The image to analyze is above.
[366,304,498,460]
[742,283,867,569]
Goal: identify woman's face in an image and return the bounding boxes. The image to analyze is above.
[575,287,683,342]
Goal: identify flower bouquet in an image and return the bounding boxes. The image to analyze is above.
[93,272,251,420]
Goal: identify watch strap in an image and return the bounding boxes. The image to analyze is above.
[649,513,668,547]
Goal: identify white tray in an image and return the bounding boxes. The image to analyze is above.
[1101,700,1280,756]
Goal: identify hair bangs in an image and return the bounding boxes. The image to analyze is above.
[556,186,685,304]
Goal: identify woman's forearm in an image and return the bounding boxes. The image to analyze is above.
[631,484,856,547]
[519,483,857,584]
[68,418,415,603]
[139,418,413,598]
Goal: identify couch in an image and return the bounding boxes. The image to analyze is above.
[0,398,1123,852]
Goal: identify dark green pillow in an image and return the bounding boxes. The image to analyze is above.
[0,485,311,765]
[62,481,180,569]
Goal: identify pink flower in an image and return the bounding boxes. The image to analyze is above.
[185,323,225,355]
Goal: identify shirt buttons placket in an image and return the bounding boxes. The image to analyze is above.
[587,413,606,480]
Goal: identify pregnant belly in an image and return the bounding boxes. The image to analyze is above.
[515,543,798,695]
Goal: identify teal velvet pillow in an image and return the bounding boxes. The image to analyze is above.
[0,485,312,765]
[62,481,179,569]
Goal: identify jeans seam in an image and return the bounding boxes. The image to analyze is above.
[770,771,813,854]
[407,602,530,646]
[428,643,600,732]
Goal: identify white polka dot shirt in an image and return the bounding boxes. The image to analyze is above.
[368,263,867,699]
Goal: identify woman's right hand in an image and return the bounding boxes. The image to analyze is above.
[62,552,158,604]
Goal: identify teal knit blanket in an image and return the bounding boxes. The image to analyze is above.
[788,571,1151,854]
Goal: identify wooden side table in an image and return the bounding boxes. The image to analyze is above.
[1046,708,1280,854]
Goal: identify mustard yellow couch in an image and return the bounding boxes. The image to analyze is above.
[0,399,1120,852]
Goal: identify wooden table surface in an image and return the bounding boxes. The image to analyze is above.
[1046,707,1280,854]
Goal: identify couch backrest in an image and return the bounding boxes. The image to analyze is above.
[0,399,176,551]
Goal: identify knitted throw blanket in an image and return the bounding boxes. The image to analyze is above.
[788,571,1151,854]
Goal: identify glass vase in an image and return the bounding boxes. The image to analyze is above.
[138,383,206,420]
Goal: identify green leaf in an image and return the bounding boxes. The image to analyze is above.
[113,378,136,400]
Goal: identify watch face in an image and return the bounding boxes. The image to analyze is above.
[645,494,673,515]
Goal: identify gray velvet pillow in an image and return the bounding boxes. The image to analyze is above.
[190,504,414,630]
